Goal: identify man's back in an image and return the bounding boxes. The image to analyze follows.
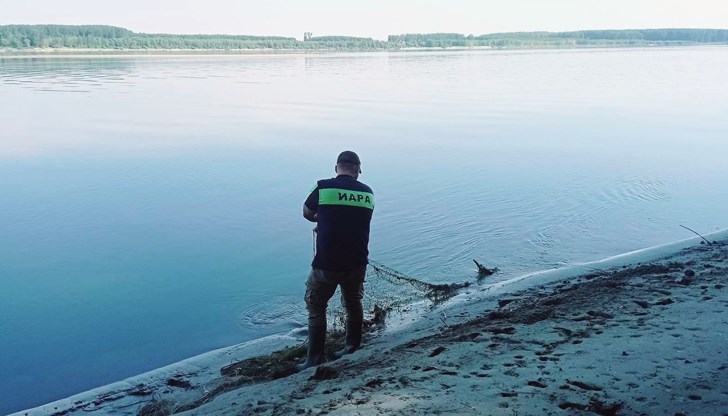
[305,174,374,272]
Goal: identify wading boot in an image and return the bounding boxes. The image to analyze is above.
[295,325,326,372]
[334,321,362,359]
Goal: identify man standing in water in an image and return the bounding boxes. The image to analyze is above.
[297,151,375,371]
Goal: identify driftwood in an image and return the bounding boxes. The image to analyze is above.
[680,224,713,245]
[473,259,499,278]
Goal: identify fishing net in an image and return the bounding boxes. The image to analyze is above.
[307,226,474,328]
[323,259,472,330]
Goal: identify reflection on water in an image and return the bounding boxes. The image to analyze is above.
[0,58,137,92]
[1,48,728,413]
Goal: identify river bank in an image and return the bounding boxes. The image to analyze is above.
[4,44,728,59]
[13,230,728,416]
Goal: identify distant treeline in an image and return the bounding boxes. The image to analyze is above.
[0,25,385,50]
[388,29,728,48]
[1,25,727,51]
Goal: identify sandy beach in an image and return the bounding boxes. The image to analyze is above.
[14,233,728,416]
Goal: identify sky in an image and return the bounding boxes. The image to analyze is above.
[1,0,727,40]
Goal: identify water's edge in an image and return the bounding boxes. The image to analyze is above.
[14,227,728,416]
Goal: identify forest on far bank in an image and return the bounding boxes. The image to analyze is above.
[2,25,728,50]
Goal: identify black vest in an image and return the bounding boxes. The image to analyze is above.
[304,175,374,271]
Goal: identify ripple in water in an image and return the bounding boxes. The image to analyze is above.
[238,297,304,331]
[599,178,669,204]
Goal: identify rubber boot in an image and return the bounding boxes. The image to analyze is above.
[334,321,362,358]
[295,325,326,372]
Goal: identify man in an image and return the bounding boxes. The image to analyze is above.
[297,151,375,371]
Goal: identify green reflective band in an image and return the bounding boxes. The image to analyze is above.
[319,188,375,209]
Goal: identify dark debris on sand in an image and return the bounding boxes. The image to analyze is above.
[378,241,728,416]
[220,312,387,382]
[132,311,387,416]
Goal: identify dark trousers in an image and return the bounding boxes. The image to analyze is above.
[304,266,365,328]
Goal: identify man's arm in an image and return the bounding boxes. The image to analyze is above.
[303,183,319,223]
[303,204,318,222]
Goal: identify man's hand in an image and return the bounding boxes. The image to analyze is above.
[303,204,318,223]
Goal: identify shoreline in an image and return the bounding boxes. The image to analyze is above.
[2,44,727,60]
[13,229,728,415]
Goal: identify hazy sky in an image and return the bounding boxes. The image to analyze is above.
[1,0,727,40]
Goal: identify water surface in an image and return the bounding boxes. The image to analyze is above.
[2,48,728,414]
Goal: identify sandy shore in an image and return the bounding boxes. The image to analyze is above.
[177,238,728,416]
[14,233,728,416]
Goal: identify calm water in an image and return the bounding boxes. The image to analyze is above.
[2,48,728,414]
